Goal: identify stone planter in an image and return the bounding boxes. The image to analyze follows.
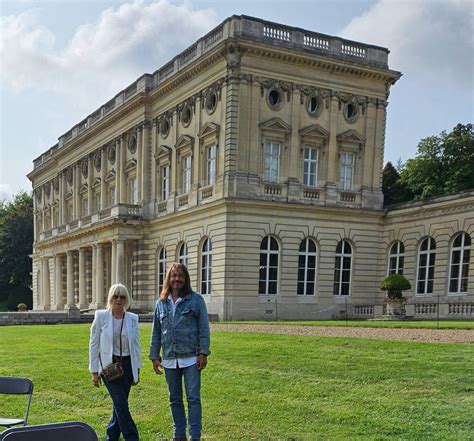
[385,299,406,317]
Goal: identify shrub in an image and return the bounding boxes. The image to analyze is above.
[380,273,411,300]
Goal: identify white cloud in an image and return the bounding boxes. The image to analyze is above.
[0,0,219,104]
[340,0,473,86]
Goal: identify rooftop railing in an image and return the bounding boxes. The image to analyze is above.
[32,15,390,170]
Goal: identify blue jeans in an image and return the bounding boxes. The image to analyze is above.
[165,364,202,440]
[103,356,139,441]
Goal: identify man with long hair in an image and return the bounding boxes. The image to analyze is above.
[149,263,210,441]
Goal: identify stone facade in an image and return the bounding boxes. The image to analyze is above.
[28,16,473,319]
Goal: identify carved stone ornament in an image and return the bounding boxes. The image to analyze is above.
[94,152,101,172]
[108,145,116,164]
[128,135,137,154]
[260,79,292,102]
[81,158,88,178]
[66,167,73,186]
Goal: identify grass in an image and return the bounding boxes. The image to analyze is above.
[0,324,472,440]
[227,320,474,329]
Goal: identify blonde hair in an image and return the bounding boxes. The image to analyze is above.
[106,283,131,310]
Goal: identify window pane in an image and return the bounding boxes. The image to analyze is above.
[298,255,306,267]
[462,250,470,263]
[260,253,267,266]
[307,269,315,281]
[307,255,316,268]
[417,281,425,294]
[261,237,268,250]
[306,282,314,295]
[297,268,305,282]
[299,240,306,252]
[427,280,433,293]
[341,269,350,283]
[308,240,316,253]
[297,282,304,295]
[258,281,266,294]
[269,254,278,267]
[268,282,277,294]
[259,267,266,280]
[269,267,278,281]
[449,280,457,292]
[270,238,278,250]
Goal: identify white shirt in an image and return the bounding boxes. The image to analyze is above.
[112,317,130,356]
[163,296,197,369]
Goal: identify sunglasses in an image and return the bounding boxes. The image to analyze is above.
[112,294,126,300]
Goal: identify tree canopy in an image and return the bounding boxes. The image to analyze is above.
[383,123,474,204]
[0,192,34,288]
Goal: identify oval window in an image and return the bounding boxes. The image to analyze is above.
[267,89,282,109]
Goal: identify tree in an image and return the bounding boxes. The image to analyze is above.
[382,162,413,205]
[0,192,34,310]
[400,123,474,199]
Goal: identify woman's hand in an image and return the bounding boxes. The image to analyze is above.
[92,372,101,387]
[133,369,140,386]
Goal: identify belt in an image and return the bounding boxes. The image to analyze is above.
[112,355,131,362]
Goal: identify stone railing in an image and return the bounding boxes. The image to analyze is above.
[449,303,474,316]
[353,304,374,316]
[340,191,357,203]
[414,303,438,315]
[264,183,282,195]
[200,185,214,200]
[33,15,389,170]
[177,194,189,207]
[303,188,320,199]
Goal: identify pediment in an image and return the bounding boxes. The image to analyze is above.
[155,144,172,159]
[125,159,137,173]
[198,122,220,138]
[259,118,292,134]
[299,124,330,141]
[175,134,194,150]
[92,177,101,188]
[104,170,116,182]
[337,130,366,144]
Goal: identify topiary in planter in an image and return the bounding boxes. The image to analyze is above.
[17,303,28,312]
[380,273,411,300]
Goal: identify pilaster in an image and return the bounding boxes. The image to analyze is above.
[78,248,87,309]
[65,250,77,309]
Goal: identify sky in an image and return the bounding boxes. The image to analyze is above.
[0,0,473,201]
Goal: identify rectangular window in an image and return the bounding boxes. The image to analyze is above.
[109,186,116,206]
[129,177,137,204]
[183,156,192,193]
[81,197,88,216]
[206,145,217,186]
[340,152,354,191]
[95,193,101,212]
[264,142,280,182]
[303,147,318,187]
[161,165,170,200]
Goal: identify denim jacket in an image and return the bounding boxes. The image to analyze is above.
[149,291,210,361]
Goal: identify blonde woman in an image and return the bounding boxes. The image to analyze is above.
[89,284,141,441]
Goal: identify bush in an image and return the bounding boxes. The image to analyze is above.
[17,303,28,311]
[380,273,411,300]
[6,285,33,311]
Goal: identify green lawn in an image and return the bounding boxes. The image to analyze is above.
[0,324,473,440]
[228,320,474,329]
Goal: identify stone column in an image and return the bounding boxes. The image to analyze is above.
[100,148,107,210]
[59,172,64,225]
[137,127,143,203]
[116,239,125,284]
[52,254,64,310]
[120,136,127,203]
[111,240,117,285]
[87,155,93,215]
[91,245,97,307]
[41,257,51,310]
[95,243,105,307]
[74,164,81,219]
[78,248,87,309]
[115,138,121,205]
[66,250,76,309]
[151,119,158,202]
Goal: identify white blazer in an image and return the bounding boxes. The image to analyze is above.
[89,309,142,383]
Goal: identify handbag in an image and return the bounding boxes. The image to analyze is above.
[100,314,125,382]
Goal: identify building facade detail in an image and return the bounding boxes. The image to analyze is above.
[28,16,473,319]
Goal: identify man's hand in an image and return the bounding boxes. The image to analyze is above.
[197,354,208,370]
[152,359,163,375]
[92,372,101,387]
[132,369,140,386]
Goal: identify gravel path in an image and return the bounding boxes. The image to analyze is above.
[211,324,474,344]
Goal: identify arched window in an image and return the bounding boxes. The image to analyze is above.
[259,236,279,295]
[179,243,188,267]
[416,237,436,295]
[387,241,405,275]
[201,238,212,295]
[157,247,167,293]
[449,232,471,294]
[333,240,352,296]
[297,238,317,295]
